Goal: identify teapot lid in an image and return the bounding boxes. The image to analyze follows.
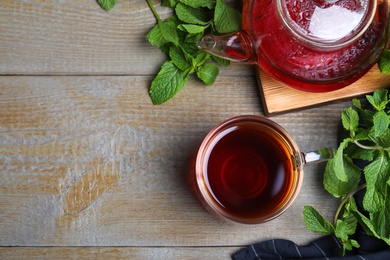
[277,0,376,48]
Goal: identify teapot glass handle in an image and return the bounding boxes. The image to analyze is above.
[198,31,255,63]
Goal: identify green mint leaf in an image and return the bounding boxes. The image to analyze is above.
[158,19,180,46]
[162,0,179,8]
[303,206,334,235]
[366,89,389,112]
[324,141,361,198]
[149,61,188,104]
[352,98,362,109]
[179,41,199,55]
[214,0,242,33]
[348,146,376,161]
[353,98,375,128]
[354,127,371,141]
[335,220,349,242]
[169,46,192,71]
[194,51,211,66]
[188,33,206,43]
[97,0,117,10]
[146,17,180,48]
[340,207,358,239]
[372,128,390,148]
[342,107,359,135]
[212,55,231,66]
[352,209,390,245]
[340,238,359,254]
[373,111,390,137]
[175,3,209,25]
[355,186,390,242]
[352,210,376,237]
[343,201,358,230]
[364,125,390,149]
[146,24,169,48]
[343,197,358,218]
[324,158,361,198]
[350,239,360,248]
[335,219,357,243]
[197,63,219,85]
[363,152,390,213]
[378,49,390,74]
[178,24,207,34]
[330,138,352,182]
[370,197,390,239]
[335,199,359,253]
[179,0,216,9]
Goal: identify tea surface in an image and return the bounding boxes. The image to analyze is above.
[204,124,294,219]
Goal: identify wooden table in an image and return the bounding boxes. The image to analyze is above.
[0,1,389,259]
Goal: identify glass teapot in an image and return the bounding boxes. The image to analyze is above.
[198,0,389,92]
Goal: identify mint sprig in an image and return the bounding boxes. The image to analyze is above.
[97,1,388,104]
[145,0,241,104]
[304,89,390,255]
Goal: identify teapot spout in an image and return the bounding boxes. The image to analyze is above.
[198,31,255,63]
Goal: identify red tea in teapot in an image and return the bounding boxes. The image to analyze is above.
[244,0,389,92]
[200,0,389,92]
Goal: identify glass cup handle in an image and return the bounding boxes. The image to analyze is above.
[302,148,334,165]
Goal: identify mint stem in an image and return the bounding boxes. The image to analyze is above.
[333,183,367,226]
[146,0,162,23]
[353,140,384,150]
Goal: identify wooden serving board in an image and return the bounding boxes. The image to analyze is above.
[258,65,390,116]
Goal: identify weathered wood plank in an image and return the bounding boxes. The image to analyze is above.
[0,75,347,246]
[0,247,239,260]
[0,0,250,77]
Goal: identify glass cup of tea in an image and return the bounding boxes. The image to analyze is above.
[194,115,333,224]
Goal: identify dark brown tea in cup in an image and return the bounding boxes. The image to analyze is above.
[195,116,304,224]
[205,123,295,218]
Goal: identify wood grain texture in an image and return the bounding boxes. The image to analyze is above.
[0,247,240,260]
[0,0,161,75]
[1,76,345,247]
[0,0,251,77]
[1,0,389,258]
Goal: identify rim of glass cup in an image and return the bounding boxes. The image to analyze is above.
[195,115,305,224]
[276,0,377,49]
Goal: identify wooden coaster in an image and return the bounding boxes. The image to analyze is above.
[258,65,390,116]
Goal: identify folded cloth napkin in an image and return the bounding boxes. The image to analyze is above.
[232,232,390,260]
[233,160,390,260]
